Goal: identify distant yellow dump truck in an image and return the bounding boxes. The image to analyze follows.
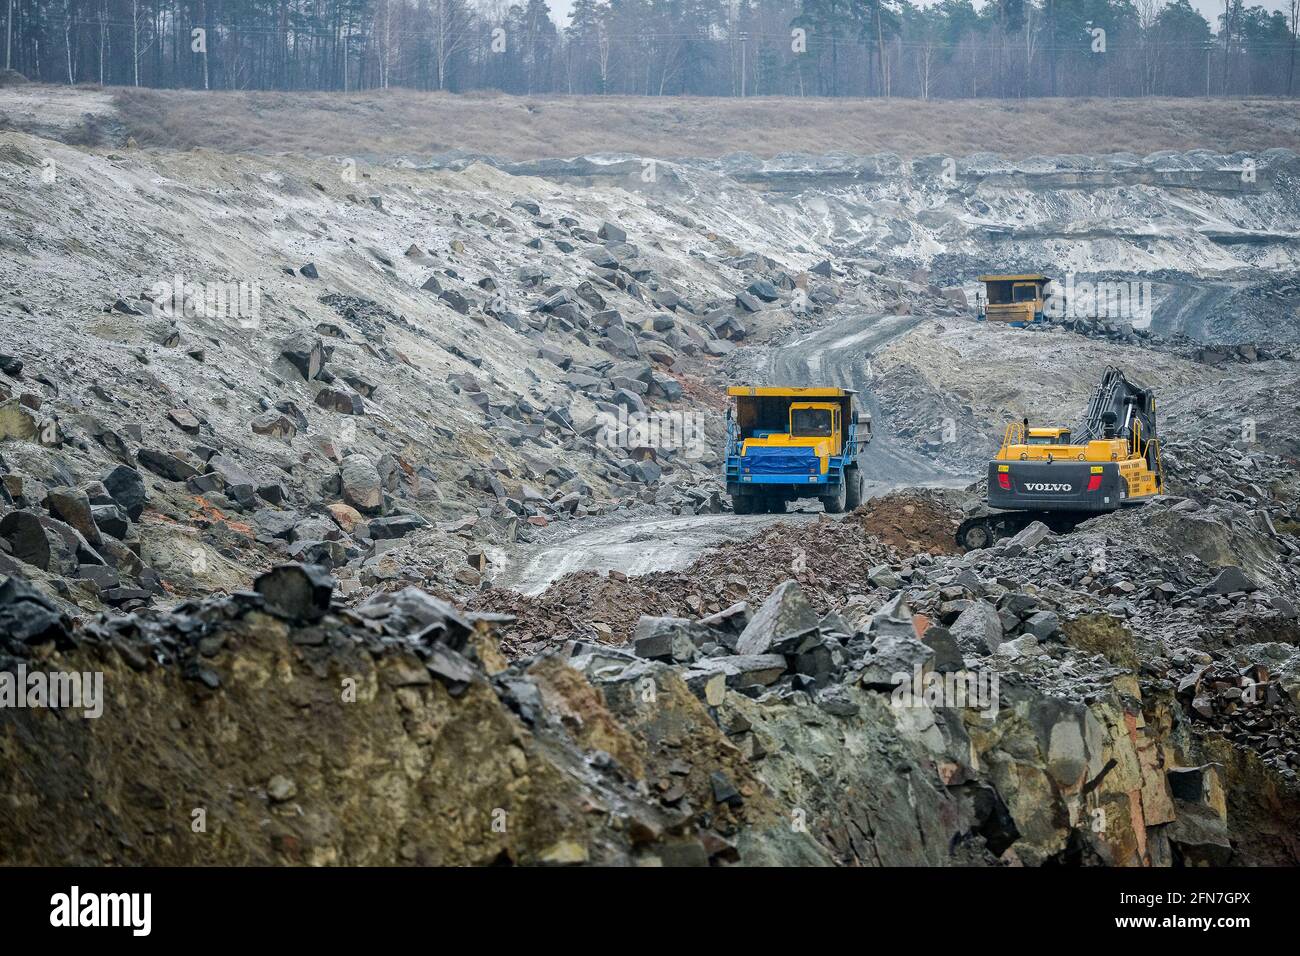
[976,274,1052,326]
[724,386,872,514]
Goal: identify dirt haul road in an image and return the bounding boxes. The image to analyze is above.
[494,311,965,593]
[765,310,965,492]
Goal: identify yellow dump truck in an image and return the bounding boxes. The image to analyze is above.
[724,386,872,514]
[976,274,1052,326]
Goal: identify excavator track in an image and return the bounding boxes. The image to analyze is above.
[955,510,1090,551]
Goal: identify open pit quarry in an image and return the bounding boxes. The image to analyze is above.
[2,89,1299,868]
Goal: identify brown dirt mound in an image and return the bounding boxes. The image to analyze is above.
[852,489,963,556]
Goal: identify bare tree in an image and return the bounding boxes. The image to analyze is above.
[597,19,610,94]
[64,0,74,84]
[98,0,107,83]
[430,0,472,91]
[375,0,398,88]
[1222,0,1242,94]
[1023,1,1040,97]
[1289,0,1299,95]
[1135,0,1158,96]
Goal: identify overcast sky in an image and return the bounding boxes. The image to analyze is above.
[542,0,1292,31]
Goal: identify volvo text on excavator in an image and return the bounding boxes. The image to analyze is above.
[955,366,1166,549]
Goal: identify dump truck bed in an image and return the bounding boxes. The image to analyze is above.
[725,386,860,439]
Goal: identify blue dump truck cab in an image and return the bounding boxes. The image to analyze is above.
[724,386,872,515]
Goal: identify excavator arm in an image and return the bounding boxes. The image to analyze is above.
[1076,365,1158,451]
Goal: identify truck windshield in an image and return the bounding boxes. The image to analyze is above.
[791,408,832,437]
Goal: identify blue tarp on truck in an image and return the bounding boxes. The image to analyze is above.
[740,447,818,476]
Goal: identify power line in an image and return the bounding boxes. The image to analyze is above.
[28,16,1300,52]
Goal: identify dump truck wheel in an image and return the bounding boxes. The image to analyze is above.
[821,479,848,514]
[844,466,864,511]
[731,495,757,515]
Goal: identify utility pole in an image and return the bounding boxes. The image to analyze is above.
[132,0,139,86]
[739,31,749,97]
[6,0,13,70]
[200,0,210,90]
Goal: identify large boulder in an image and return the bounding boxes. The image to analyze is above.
[597,221,627,243]
[0,511,64,571]
[632,616,708,663]
[867,592,915,640]
[90,504,130,540]
[1209,565,1256,594]
[102,465,147,520]
[206,454,259,491]
[736,580,820,655]
[0,400,39,442]
[685,654,788,692]
[137,448,199,483]
[922,625,965,672]
[367,514,426,540]
[340,455,383,514]
[0,575,70,645]
[250,411,297,440]
[253,563,335,622]
[44,488,102,547]
[1004,520,1050,554]
[950,600,1003,655]
[281,330,325,381]
[327,502,366,534]
[860,632,935,690]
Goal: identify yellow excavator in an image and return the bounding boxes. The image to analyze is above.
[956,366,1165,549]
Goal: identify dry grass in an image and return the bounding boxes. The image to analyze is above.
[104,86,1300,160]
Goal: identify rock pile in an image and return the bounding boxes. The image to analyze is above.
[1177,661,1300,778]
[486,483,1300,799]
[477,509,907,652]
[1031,313,1298,364]
[6,559,1296,866]
[7,132,890,616]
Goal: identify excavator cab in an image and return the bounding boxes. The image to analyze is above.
[1025,428,1071,446]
